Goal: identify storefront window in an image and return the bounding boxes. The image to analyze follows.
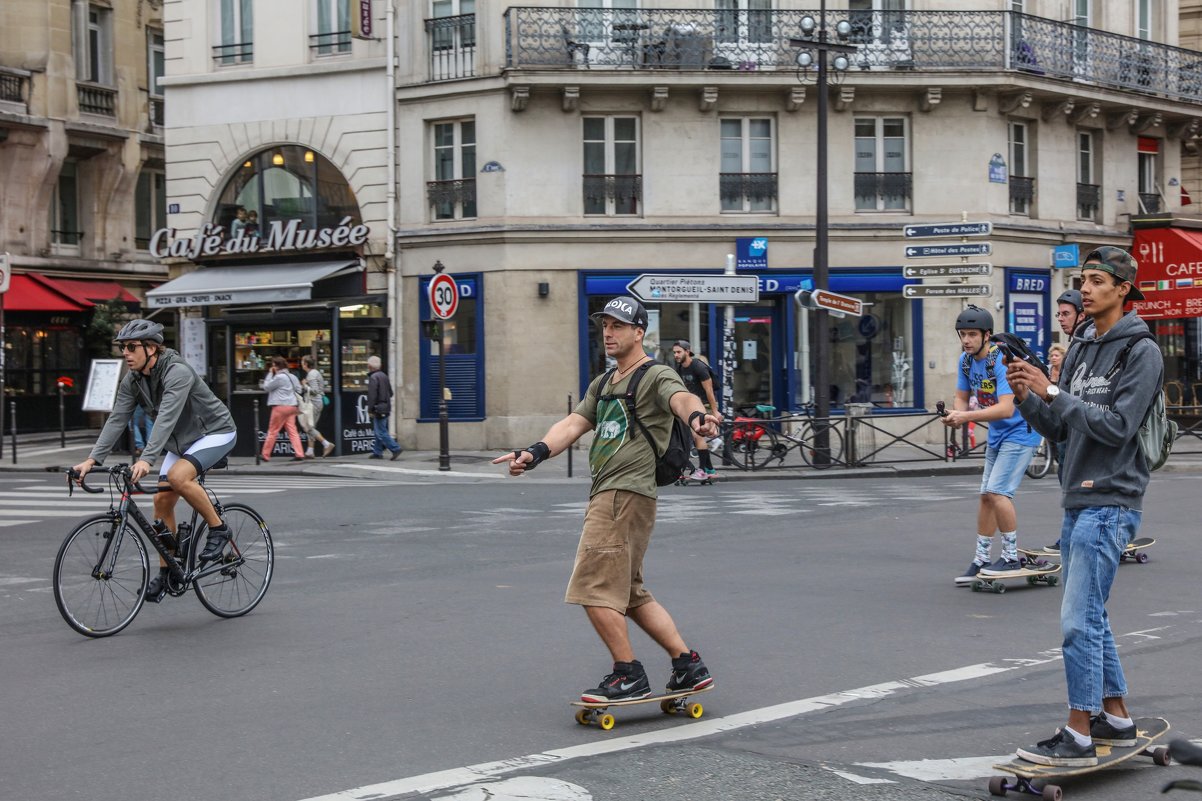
[1150,318,1202,405]
[215,146,361,235]
[3,326,84,397]
[584,297,711,380]
[799,293,914,408]
[231,328,332,394]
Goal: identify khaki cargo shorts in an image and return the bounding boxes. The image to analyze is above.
[564,489,657,613]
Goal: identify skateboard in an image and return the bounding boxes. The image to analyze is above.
[1120,537,1155,564]
[989,717,1170,800]
[1017,548,1058,568]
[972,563,1060,594]
[675,473,717,486]
[571,685,713,731]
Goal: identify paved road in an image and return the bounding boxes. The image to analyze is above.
[1,470,1199,801]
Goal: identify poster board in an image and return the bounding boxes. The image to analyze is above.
[81,359,124,412]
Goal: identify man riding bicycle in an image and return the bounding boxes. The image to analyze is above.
[72,320,238,601]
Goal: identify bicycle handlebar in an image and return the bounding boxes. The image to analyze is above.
[66,465,155,496]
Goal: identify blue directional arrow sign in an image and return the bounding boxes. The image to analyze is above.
[903,221,993,239]
[904,242,992,259]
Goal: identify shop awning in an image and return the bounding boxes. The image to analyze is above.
[2,274,89,312]
[1130,226,1202,320]
[145,261,362,308]
[29,274,140,307]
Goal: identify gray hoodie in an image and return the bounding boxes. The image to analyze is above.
[90,349,236,468]
[1017,311,1163,510]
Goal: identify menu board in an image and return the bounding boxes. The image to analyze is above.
[81,359,124,412]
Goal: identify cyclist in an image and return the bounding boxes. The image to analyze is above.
[71,320,238,601]
[941,305,1040,586]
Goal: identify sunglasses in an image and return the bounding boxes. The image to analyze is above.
[120,343,145,353]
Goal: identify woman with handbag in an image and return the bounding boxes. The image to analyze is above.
[300,355,335,457]
[260,356,306,462]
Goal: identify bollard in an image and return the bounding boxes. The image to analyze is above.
[58,382,66,449]
[566,393,573,478]
[253,398,262,465]
[9,401,15,465]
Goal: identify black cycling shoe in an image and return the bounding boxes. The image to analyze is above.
[666,650,714,693]
[580,661,652,703]
[144,567,170,603]
[199,524,230,562]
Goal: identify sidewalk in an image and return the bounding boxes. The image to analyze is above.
[9,428,1202,480]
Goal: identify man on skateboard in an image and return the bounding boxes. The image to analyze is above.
[1008,246,1164,766]
[494,296,720,703]
[941,305,1040,586]
[672,340,721,482]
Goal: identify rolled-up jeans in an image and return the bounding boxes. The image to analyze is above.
[372,414,401,456]
[1059,505,1140,712]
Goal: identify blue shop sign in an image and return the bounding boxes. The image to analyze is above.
[1052,244,1080,269]
[736,237,769,270]
[1007,273,1048,293]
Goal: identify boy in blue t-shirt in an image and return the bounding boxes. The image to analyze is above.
[941,305,1040,585]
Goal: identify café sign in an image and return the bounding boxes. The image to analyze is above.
[149,217,370,260]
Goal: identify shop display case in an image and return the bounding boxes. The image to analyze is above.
[232,329,331,393]
[340,338,372,391]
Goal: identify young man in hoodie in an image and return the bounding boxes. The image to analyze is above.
[1006,247,1163,767]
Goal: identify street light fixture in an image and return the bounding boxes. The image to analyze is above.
[790,1,857,465]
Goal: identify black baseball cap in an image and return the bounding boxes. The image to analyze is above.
[1082,246,1144,301]
[592,296,649,327]
[673,339,692,351]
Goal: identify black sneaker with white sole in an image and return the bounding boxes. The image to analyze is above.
[1090,714,1137,746]
[954,561,988,586]
[1016,729,1098,767]
[581,661,652,703]
[666,650,714,693]
[979,557,1023,576]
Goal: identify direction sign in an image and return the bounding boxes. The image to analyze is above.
[0,252,9,294]
[904,242,992,259]
[903,284,993,299]
[902,262,993,279]
[903,221,992,239]
[428,272,459,320]
[627,274,760,303]
[797,288,864,316]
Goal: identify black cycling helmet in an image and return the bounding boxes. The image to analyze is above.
[1056,289,1084,313]
[954,304,994,333]
[113,319,165,344]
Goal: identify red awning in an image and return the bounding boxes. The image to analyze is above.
[2,275,88,312]
[1138,136,1161,154]
[27,274,139,307]
[1130,227,1202,320]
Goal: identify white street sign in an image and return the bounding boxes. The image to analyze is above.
[902,263,993,279]
[902,221,993,239]
[903,284,993,299]
[627,274,760,303]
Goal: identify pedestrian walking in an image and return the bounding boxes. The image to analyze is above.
[1007,246,1162,766]
[366,355,402,460]
[129,403,153,457]
[492,296,720,703]
[260,356,305,462]
[1047,344,1066,385]
[299,355,335,457]
[941,305,1040,586]
[671,340,721,482]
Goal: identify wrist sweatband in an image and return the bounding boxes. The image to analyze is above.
[688,410,705,429]
[521,441,551,470]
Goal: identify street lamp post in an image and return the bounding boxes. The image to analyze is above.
[791,2,855,464]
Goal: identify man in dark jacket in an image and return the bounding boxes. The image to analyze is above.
[1006,247,1163,767]
[366,355,402,460]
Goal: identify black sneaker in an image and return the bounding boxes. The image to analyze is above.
[979,557,1023,576]
[666,650,714,693]
[1016,729,1098,767]
[581,661,652,703]
[1090,714,1137,747]
[199,523,230,562]
[954,561,987,586]
[1046,540,1061,553]
[144,567,170,603]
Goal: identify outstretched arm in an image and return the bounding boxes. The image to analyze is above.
[669,390,719,438]
[492,412,594,476]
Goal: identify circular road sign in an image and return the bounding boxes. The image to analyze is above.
[428,273,459,320]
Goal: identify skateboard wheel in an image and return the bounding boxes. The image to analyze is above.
[1120,553,1128,562]
[1153,746,1171,766]
[660,699,674,715]
[575,709,590,726]
[1137,553,1149,564]
[993,582,1006,594]
[988,776,1007,796]
[1047,575,1059,587]
[688,702,703,719]
[599,713,615,731]
[971,580,983,592]
[1041,784,1062,801]
[1027,576,1038,586]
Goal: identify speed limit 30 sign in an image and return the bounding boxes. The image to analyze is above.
[428,272,459,320]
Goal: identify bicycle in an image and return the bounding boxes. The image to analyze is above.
[726,403,845,470]
[1025,436,1056,479]
[53,463,274,638]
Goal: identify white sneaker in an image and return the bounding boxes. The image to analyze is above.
[305,448,315,458]
[688,469,708,482]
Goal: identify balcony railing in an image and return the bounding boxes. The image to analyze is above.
[76,82,116,117]
[854,172,912,211]
[427,14,477,81]
[0,66,31,113]
[1139,192,1162,214]
[583,174,642,215]
[310,30,351,56]
[212,42,253,66]
[1009,176,1035,214]
[427,178,477,219]
[148,95,164,128]
[503,7,1202,104]
[1077,182,1101,219]
[720,172,778,210]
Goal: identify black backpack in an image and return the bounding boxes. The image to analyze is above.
[597,362,693,487]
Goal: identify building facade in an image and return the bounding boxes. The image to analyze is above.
[0,0,166,431]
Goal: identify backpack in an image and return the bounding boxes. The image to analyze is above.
[596,363,693,487]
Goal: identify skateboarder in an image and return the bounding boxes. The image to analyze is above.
[941,305,1040,586]
[493,296,720,703]
[672,340,721,482]
[1008,246,1163,766]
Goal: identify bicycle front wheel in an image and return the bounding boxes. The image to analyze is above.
[53,515,148,638]
[1026,439,1052,479]
[191,504,274,618]
[800,422,845,470]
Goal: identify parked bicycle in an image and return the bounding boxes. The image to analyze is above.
[725,403,845,470]
[53,463,274,638]
[1025,436,1056,479]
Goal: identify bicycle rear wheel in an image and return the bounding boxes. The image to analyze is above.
[53,515,148,638]
[799,422,845,470]
[746,430,788,469]
[190,504,273,618]
[1026,439,1052,479]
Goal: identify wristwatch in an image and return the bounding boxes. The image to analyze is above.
[1044,385,1060,403]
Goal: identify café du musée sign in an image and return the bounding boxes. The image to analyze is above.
[149,216,370,261]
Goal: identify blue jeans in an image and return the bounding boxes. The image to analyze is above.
[372,415,401,456]
[1059,506,1140,712]
[130,406,153,450]
[979,440,1036,498]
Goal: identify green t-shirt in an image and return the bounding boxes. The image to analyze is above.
[575,363,688,499]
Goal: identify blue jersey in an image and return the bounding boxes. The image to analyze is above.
[956,347,1040,448]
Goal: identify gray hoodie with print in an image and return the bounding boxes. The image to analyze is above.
[1017,311,1162,511]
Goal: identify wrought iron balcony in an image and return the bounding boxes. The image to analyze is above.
[583,174,642,215]
[212,42,253,66]
[427,178,477,219]
[720,172,778,210]
[148,95,164,129]
[76,82,116,117]
[0,66,31,113]
[1077,183,1101,219]
[427,14,477,81]
[1009,176,1035,214]
[854,172,912,211]
[309,30,352,56]
[1139,192,1162,214]
[503,7,1202,104]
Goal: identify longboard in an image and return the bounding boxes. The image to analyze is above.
[972,563,1060,594]
[571,685,713,731]
[990,717,1170,800]
[1120,537,1155,564]
[1018,548,1058,568]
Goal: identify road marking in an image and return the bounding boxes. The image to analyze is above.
[822,767,896,785]
[856,755,1010,782]
[295,648,1066,801]
[434,778,591,801]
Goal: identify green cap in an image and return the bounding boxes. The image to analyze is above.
[1081,246,1144,301]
